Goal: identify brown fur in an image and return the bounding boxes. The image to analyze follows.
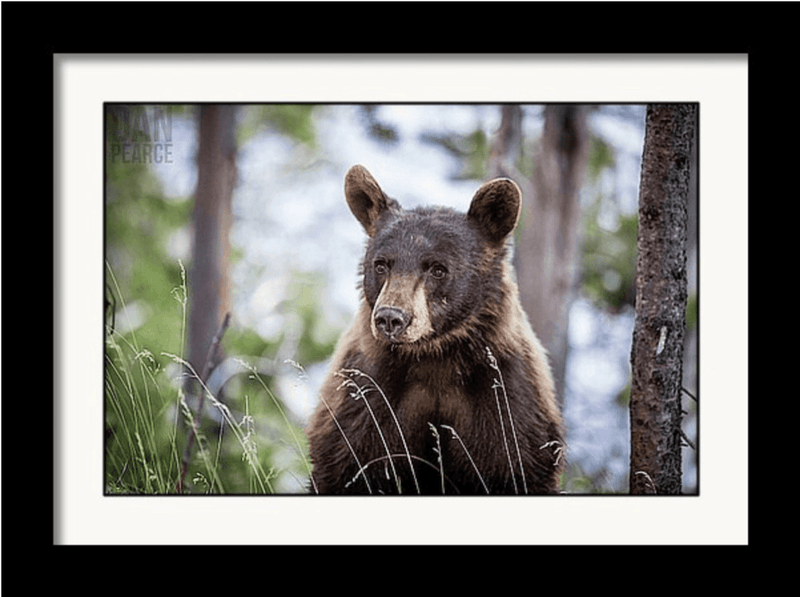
[306,166,564,494]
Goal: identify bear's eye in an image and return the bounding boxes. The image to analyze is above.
[430,264,447,279]
[374,261,389,276]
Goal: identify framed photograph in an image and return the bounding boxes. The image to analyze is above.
[54,54,748,545]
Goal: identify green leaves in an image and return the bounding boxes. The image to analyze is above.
[237,105,318,147]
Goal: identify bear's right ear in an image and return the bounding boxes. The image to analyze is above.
[344,165,397,237]
[467,178,522,245]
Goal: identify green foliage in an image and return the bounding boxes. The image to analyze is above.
[105,197,191,356]
[461,129,490,179]
[105,334,181,493]
[560,464,621,494]
[587,137,616,181]
[105,258,185,493]
[581,210,638,311]
[616,383,631,408]
[580,136,637,311]
[105,107,193,340]
[686,292,698,331]
[237,105,318,147]
[285,271,340,364]
[104,107,315,493]
[359,105,399,145]
[105,262,312,494]
[421,127,490,180]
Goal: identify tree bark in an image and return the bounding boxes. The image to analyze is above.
[629,104,696,495]
[514,105,589,405]
[488,105,523,181]
[186,105,237,395]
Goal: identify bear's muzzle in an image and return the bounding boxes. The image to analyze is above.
[370,275,433,344]
[373,306,412,341]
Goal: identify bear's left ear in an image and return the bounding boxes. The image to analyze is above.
[344,165,398,237]
[467,178,522,245]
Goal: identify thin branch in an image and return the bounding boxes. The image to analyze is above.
[176,312,232,493]
[679,427,696,451]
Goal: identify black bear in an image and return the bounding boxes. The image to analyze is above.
[306,165,564,494]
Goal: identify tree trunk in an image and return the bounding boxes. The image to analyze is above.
[488,105,523,181]
[514,105,589,405]
[629,104,696,495]
[186,105,237,395]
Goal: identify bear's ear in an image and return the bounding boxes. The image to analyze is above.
[344,165,397,237]
[467,178,522,245]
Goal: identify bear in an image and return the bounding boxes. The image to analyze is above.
[306,165,564,495]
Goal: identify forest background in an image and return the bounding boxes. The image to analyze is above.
[104,103,698,495]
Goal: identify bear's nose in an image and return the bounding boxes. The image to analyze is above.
[374,306,411,341]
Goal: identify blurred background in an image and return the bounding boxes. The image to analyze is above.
[104,104,698,494]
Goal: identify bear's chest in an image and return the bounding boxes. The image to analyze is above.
[392,362,478,431]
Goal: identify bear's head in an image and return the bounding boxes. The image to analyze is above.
[344,164,521,351]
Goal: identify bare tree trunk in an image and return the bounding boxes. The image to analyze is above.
[186,105,237,395]
[488,105,523,180]
[514,105,589,404]
[629,104,696,495]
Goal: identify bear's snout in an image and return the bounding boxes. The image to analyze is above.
[373,306,411,341]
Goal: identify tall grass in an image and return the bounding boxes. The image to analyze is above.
[105,261,310,494]
[320,348,565,495]
[105,262,183,493]
[486,346,527,494]
[105,261,565,495]
[336,369,421,494]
